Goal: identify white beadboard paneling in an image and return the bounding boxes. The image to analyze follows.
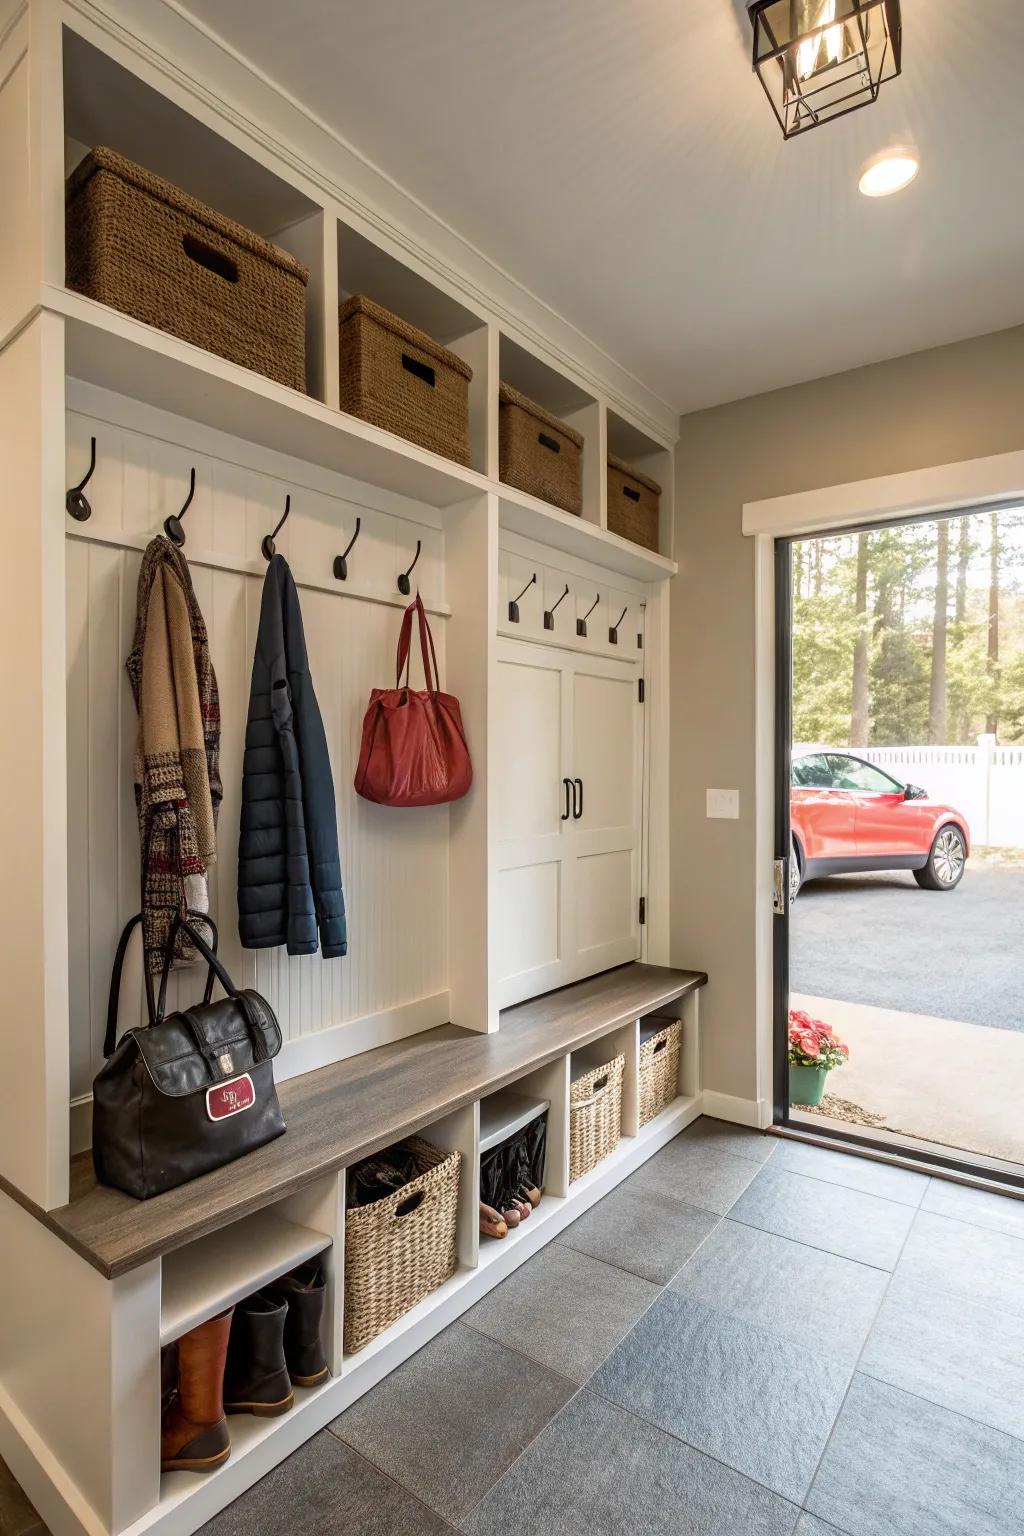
[66,408,450,1099]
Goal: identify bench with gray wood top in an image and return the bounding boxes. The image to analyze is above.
[9,962,706,1279]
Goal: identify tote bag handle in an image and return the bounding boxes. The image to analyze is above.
[395,594,440,694]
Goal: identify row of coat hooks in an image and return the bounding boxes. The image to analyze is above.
[508,572,639,646]
[65,438,424,594]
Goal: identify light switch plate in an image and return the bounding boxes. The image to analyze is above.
[706,788,740,819]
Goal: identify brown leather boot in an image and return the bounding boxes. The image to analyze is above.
[161,1309,233,1474]
[223,1293,294,1417]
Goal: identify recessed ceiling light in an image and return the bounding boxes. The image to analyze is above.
[859,148,919,197]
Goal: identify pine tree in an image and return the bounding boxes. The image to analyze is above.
[928,520,949,743]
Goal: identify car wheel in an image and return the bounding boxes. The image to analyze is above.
[914,825,967,891]
[789,838,803,903]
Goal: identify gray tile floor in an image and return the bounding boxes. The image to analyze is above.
[5,1119,1024,1535]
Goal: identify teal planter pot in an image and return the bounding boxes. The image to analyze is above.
[789,1062,828,1107]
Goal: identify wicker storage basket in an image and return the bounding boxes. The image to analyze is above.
[338,295,472,465]
[607,455,661,552]
[569,1053,625,1182]
[639,1017,682,1127]
[344,1136,461,1354]
[498,383,584,515]
[65,147,309,391]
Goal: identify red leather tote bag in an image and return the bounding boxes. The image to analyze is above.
[355,595,473,806]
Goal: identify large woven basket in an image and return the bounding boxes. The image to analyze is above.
[498,383,584,515]
[569,1054,624,1182]
[65,147,309,391]
[339,295,472,465]
[344,1136,461,1354]
[607,455,661,552]
[639,1017,682,1127]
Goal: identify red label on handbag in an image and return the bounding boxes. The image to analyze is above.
[206,1074,255,1122]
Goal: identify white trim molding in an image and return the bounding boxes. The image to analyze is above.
[701,1092,770,1130]
[743,447,1024,539]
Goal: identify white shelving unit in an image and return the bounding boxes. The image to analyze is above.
[160,1213,331,1347]
[0,2,688,1533]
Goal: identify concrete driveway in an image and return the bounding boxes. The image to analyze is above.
[790,858,1023,1032]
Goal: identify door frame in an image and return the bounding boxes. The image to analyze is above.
[746,445,1024,1183]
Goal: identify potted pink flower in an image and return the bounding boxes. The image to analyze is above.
[788,1009,849,1107]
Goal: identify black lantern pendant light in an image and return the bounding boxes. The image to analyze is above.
[748,0,902,138]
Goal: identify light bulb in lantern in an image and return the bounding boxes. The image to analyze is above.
[796,0,846,80]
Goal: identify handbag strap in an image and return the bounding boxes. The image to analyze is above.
[103,911,219,1058]
[163,913,271,1068]
[103,914,156,1058]
[155,912,221,1022]
[395,594,440,695]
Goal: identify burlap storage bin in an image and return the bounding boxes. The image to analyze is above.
[569,1053,624,1182]
[338,295,472,465]
[344,1137,461,1354]
[65,147,309,391]
[607,455,661,552]
[639,1017,682,1127]
[498,382,584,515]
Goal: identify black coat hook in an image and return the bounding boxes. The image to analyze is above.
[608,605,628,645]
[164,468,196,546]
[508,573,537,624]
[397,539,421,596]
[66,436,97,522]
[577,593,600,638]
[544,583,570,632]
[262,495,292,561]
[333,518,361,581]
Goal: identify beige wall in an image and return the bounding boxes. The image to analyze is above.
[671,323,1024,1106]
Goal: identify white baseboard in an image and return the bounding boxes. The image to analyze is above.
[701,1091,772,1130]
[69,992,451,1154]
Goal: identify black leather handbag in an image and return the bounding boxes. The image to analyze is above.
[93,913,286,1199]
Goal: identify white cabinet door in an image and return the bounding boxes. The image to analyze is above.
[568,656,642,979]
[495,640,642,1007]
[494,643,573,1006]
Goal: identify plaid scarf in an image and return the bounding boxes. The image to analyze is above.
[126,536,222,973]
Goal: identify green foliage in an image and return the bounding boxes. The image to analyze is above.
[792,511,1024,747]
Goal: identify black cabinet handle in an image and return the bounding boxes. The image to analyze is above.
[573,778,583,820]
[561,778,572,821]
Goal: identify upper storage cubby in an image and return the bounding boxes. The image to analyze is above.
[337,220,489,474]
[606,408,673,560]
[62,28,328,400]
[497,333,602,526]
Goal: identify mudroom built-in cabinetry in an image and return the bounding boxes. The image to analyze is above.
[0,4,700,1535]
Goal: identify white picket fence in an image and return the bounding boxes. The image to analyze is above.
[850,737,1024,848]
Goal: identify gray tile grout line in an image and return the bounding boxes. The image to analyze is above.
[575,1381,807,1523]
[757,1158,930,1212]
[319,1433,463,1533]
[449,1189,743,1528]
[793,1185,925,1523]
[914,1201,1024,1243]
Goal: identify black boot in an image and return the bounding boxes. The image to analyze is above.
[223,1293,293,1417]
[268,1262,330,1388]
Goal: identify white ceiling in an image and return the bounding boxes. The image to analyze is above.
[180,0,1024,414]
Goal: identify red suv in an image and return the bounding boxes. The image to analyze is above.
[790,750,970,900]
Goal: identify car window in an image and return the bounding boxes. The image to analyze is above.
[826,755,901,793]
[791,754,833,788]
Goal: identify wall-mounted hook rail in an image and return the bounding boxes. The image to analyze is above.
[164,468,196,546]
[508,573,537,624]
[397,539,421,596]
[544,583,570,631]
[577,593,600,638]
[333,518,361,581]
[608,605,628,645]
[262,495,292,561]
[65,436,97,522]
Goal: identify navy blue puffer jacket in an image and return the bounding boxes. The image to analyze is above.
[238,555,347,957]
